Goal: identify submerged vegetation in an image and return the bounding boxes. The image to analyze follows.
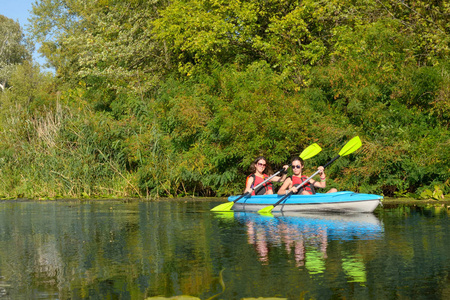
[0,0,449,199]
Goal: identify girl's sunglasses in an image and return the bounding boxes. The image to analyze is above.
[292,165,302,169]
[257,162,266,167]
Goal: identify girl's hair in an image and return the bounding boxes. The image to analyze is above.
[249,156,274,175]
[291,156,305,166]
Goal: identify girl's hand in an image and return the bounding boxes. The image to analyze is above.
[318,166,326,181]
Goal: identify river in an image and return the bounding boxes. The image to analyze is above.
[0,199,448,299]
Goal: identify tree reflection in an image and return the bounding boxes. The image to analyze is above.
[0,201,448,299]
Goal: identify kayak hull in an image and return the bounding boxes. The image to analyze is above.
[229,191,382,213]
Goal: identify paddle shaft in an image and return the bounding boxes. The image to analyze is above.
[270,154,340,209]
[234,168,285,203]
[323,154,340,168]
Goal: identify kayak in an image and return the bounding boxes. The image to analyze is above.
[228,191,382,213]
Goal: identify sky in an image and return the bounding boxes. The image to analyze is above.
[1,0,49,68]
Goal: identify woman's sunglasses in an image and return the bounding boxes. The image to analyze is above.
[257,162,266,167]
[292,165,302,169]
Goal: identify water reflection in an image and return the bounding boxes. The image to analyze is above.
[0,200,447,299]
[234,212,383,282]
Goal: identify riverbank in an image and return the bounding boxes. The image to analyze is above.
[3,196,450,206]
[381,197,450,204]
[380,198,450,210]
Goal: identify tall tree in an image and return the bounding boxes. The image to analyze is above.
[0,15,30,91]
[28,0,169,94]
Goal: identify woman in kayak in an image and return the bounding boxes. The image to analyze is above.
[277,157,337,195]
[244,156,289,195]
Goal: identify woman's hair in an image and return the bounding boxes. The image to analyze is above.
[249,156,274,175]
[291,156,304,166]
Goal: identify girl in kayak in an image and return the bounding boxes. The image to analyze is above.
[277,157,337,195]
[244,156,289,195]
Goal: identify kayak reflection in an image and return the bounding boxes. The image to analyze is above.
[234,212,384,282]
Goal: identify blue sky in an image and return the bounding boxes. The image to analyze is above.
[1,0,48,66]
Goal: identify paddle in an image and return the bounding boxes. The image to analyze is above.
[210,143,322,212]
[257,136,362,214]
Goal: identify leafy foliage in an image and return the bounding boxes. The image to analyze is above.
[1,0,450,198]
[0,16,31,90]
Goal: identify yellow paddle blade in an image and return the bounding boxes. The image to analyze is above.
[257,205,275,214]
[339,136,362,157]
[213,211,235,221]
[258,211,274,217]
[210,201,234,212]
[300,143,322,160]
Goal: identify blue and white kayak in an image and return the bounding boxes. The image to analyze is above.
[229,191,382,213]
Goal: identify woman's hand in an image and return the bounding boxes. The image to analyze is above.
[318,166,326,181]
[275,165,290,182]
[290,186,298,194]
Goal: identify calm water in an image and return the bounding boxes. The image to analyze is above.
[0,199,448,299]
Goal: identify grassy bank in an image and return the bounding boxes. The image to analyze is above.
[381,197,450,206]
